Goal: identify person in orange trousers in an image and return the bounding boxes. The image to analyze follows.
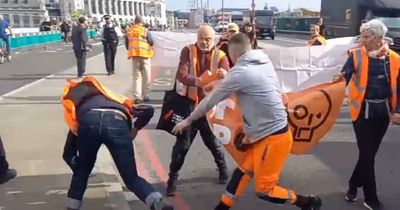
[172,33,322,210]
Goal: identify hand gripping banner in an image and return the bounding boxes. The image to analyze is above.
[203,71,345,166]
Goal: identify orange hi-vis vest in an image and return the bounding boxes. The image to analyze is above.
[348,47,400,121]
[62,76,134,135]
[127,24,153,58]
[176,44,226,104]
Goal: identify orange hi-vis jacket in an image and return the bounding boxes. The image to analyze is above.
[127,24,153,59]
[62,76,134,135]
[176,44,226,104]
[348,47,400,121]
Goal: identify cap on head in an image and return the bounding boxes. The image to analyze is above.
[103,15,111,20]
[244,22,252,27]
[227,22,239,33]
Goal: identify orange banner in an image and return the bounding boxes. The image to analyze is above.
[204,71,345,164]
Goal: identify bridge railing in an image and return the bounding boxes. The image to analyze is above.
[9,29,97,50]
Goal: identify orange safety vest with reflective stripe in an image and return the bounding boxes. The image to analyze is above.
[176,44,226,104]
[61,76,133,135]
[127,24,153,58]
[348,47,400,121]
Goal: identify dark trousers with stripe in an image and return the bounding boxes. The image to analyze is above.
[349,116,389,203]
[168,116,226,180]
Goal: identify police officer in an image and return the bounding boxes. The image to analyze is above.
[99,15,123,75]
[62,76,174,210]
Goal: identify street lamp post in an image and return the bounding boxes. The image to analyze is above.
[221,0,225,32]
[251,0,256,37]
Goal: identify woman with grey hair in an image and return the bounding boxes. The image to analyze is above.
[333,19,400,210]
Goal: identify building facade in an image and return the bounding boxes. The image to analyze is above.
[60,0,166,25]
[0,0,48,28]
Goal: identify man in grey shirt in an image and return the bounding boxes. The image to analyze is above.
[172,33,322,210]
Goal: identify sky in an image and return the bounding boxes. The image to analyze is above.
[166,0,321,12]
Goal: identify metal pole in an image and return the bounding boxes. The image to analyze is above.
[251,0,256,45]
[222,0,224,31]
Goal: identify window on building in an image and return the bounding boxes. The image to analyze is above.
[23,15,30,27]
[13,0,17,3]
[123,1,127,16]
[104,0,109,14]
[144,3,147,16]
[3,0,8,3]
[98,1,103,14]
[134,2,137,16]
[91,0,96,14]
[112,1,116,15]
[129,2,132,16]
[33,15,41,26]
[3,14,10,22]
[117,1,122,15]
[13,15,21,27]
[139,3,142,16]
[23,0,28,3]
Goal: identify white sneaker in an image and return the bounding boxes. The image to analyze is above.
[7,54,12,61]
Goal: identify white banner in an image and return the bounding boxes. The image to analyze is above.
[151,32,358,91]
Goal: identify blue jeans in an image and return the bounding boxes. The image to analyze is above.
[67,110,156,208]
[0,35,10,54]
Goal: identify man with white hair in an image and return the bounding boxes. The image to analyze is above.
[173,33,322,210]
[333,19,400,210]
[0,15,13,61]
[166,25,230,196]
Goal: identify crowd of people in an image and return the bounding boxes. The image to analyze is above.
[57,17,400,210]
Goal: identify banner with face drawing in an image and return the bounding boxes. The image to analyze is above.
[202,71,345,163]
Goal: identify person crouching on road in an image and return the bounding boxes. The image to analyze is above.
[306,24,326,46]
[99,15,123,75]
[217,22,239,68]
[62,76,174,210]
[333,19,400,210]
[172,33,322,210]
[165,25,229,197]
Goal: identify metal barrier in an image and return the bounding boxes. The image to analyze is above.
[9,29,97,50]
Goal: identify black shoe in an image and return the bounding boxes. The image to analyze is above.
[0,169,17,184]
[345,188,357,202]
[363,200,382,210]
[301,195,322,210]
[214,202,230,210]
[218,167,229,184]
[166,179,177,197]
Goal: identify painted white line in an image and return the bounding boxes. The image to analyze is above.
[0,48,115,100]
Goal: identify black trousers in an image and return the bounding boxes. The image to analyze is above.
[0,135,9,175]
[103,40,118,73]
[349,116,389,203]
[168,116,226,180]
[73,48,87,77]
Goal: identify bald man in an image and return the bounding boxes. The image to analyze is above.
[166,25,230,196]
